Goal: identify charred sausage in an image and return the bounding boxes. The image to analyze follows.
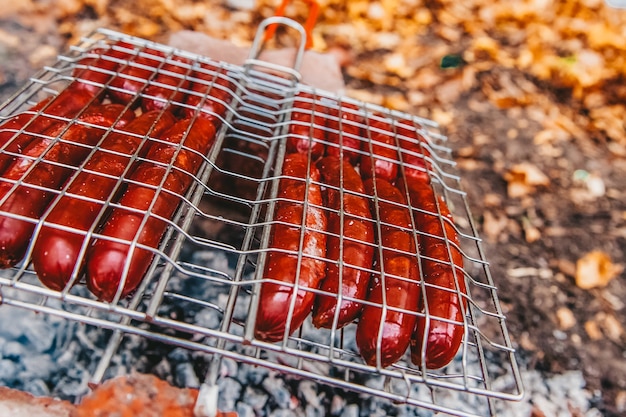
[254,153,327,342]
[86,117,217,301]
[0,104,134,268]
[355,178,420,368]
[32,110,177,291]
[312,156,374,329]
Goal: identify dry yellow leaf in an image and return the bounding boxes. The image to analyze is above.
[575,250,622,290]
[504,163,550,198]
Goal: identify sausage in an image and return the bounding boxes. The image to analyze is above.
[32,110,177,291]
[396,119,432,183]
[286,92,327,161]
[108,48,165,106]
[0,103,134,268]
[70,41,135,97]
[359,116,398,183]
[86,117,217,301]
[355,178,420,368]
[0,89,95,173]
[254,153,327,342]
[324,102,363,165]
[181,64,233,127]
[142,56,192,113]
[312,156,374,329]
[402,179,467,369]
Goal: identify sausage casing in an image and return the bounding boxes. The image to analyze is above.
[254,153,327,342]
[86,117,217,301]
[355,178,420,368]
[0,104,133,268]
[403,180,466,369]
[312,156,374,329]
[32,110,176,290]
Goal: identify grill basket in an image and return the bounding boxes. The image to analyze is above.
[0,21,523,417]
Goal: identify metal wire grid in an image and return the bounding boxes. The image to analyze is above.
[0,27,523,416]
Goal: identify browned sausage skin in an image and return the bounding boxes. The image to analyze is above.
[312,156,374,329]
[403,179,467,370]
[254,153,327,342]
[32,110,177,291]
[355,178,421,368]
[0,104,134,268]
[86,117,217,301]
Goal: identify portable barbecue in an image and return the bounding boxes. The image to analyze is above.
[0,16,523,417]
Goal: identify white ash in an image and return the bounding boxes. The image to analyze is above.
[0,247,606,416]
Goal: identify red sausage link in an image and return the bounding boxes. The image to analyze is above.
[70,41,135,97]
[254,153,327,342]
[286,92,327,160]
[0,90,95,173]
[324,102,363,165]
[359,116,398,183]
[32,110,177,291]
[86,117,217,301]
[355,178,421,368]
[396,119,432,183]
[142,56,192,113]
[0,104,134,268]
[404,180,467,369]
[181,64,233,127]
[108,48,165,106]
[312,156,374,329]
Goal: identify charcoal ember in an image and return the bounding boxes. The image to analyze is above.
[0,358,18,383]
[21,378,50,397]
[242,385,269,413]
[236,402,256,417]
[2,340,25,360]
[220,357,238,378]
[218,377,242,412]
[262,372,293,409]
[340,404,359,417]
[175,362,200,388]
[330,394,345,416]
[20,353,55,381]
[269,409,298,417]
[238,362,269,387]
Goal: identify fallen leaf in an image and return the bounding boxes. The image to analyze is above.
[504,163,550,198]
[575,250,622,289]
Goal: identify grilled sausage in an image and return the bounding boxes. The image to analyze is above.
[181,64,233,127]
[0,90,95,174]
[286,92,327,161]
[254,153,327,342]
[403,180,467,370]
[109,48,165,106]
[312,156,374,329]
[142,56,192,113]
[0,104,134,268]
[32,110,177,291]
[355,178,420,368]
[324,102,363,165]
[86,117,217,301]
[359,116,398,183]
[70,41,135,97]
[396,120,431,183]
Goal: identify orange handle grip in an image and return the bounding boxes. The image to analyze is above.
[264,0,320,49]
